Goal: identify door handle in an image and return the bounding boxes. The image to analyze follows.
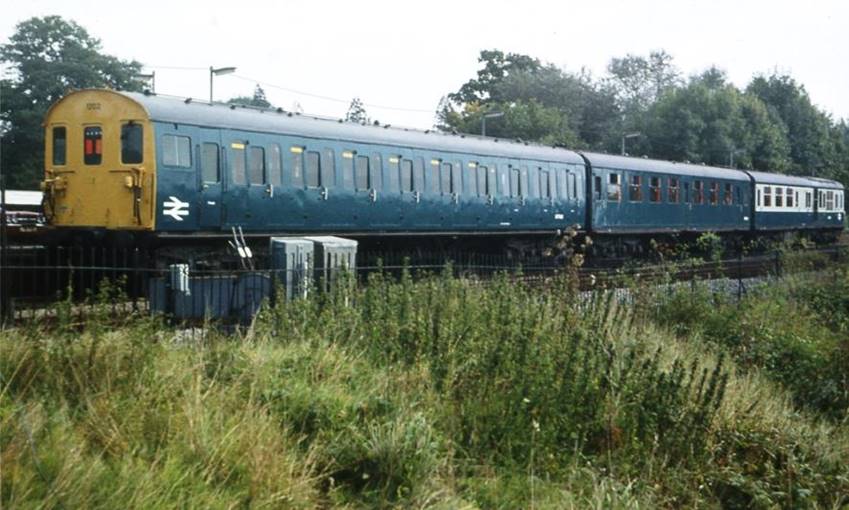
[413,191,420,203]
[265,184,274,197]
[201,183,209,190]
[321,187,329,200]
[369,189,377,202]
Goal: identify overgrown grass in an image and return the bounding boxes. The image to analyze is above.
[2,266,849,508]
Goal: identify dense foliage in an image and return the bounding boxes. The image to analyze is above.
[2,266,849,508]
[439,50,849,185]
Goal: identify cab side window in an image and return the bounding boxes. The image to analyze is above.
[121,123,143,164]
[52,127,67,166]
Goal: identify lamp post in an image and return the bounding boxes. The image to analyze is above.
[621,132,641,156]
[729,148,745,168]
[481,111,504,137]
[134,72,155,93]
[209,66,236,103]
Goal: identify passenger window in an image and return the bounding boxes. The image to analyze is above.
[570,174,577,200]
[267,144,282,186]
[683,182,690,203]
[290,146,304,187]
[805,191,811,208]
[440,162,452,194]
[709,182,718,205]
[649,176,661,203]
[511,167,521,197]
[608,173,621,201]
[401,159,414,192]
[163,134,191,168]
[413,157,425,192]
[594,175,602,200]
[775,187,783,207]
[305,151,320,188]
[201,143,220,183]
[668,178,679,203]
[430,159,441,193]
[540,170,551,198]
[629,175,642,202]
[724,183,733,205]
[370,154,382,190]
[466,162,478,196]
[487,166,497,196]
[764,186,772,207]
[121,123,143,164]
[230,142,246,185]
[694,180,704,204]
[84,126,103,165]
[388,156,401,192]
[786,188,794,208]
[52,126,66,166]
[355,155,369,190]
[528,168,539,198]
[248,146,265,185]
[477,166,487,196]
[342,151,354,189]
[757,189,761,207]
[322,149,335,187]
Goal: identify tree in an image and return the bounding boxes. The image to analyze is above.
[227,84,272,108]
[345,97,369,123]
[0,16,145,189]
[607,50,681,112]
[643,68,791,170]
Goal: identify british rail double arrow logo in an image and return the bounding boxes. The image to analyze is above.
[163,196,190,221]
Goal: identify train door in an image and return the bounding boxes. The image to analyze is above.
[196,130,223,230]
[223,134,249,227]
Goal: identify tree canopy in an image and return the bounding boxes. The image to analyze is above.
[345,97,370,123]
[439,49,849,185]
[1,16,145,189]
[227,84,272,108]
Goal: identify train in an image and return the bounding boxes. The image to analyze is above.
[38,89,845,263]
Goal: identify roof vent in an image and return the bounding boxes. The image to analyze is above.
[229,104,236,110]
[143,89,153,96]
[276,107,284,113]
[184,97,192,104]
[338,118,344,123]
[424,129,431,134]
[373,120,380,126]
[287,112,293,117]
[384,124,391,129]
[642,155,648,159]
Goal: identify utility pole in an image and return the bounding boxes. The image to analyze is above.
[729,148,744,168]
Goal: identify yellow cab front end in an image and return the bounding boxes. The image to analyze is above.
[42,89,156,231]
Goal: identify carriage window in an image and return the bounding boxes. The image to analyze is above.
[736,186,742,204]
[52,127,67,165]
[440,162,453,194]
[511,167,521,197]
[709,182,718,205]
[121,123,143,164]
[401,159,414,192]
[757,189,761,207]
[162,134,190,168]
[267,144,282,186]
[723,183,733,205]
[487,166,496,196]
[342,151,355,189]
[478,165,488,196]
[668,178,679,203]
[355,155,369,191]
[305,151,320,188]
[387,156,401,192]
[430,159,441,193]
[248,146,266,185]
[649,176,661,202]
[594,176,602,200]
[370,154,383,190]
[629,175,642,202]
[805,191,811,208]
[827,190,834,210]
[290,146,304,187]
[764,186,772,207]
[694,181,704,204]
[230,143,246,185]
[608,173,621,201]
[84,126,104,165]
[775,187,783,207]
[541,170,552,198]
[201,143,220,183]
[527,167,539,198]
[465,162,478,196]
[413,157,425,192]
[786,188,793,208]
[570,174,577,200]
[322,149,335,187]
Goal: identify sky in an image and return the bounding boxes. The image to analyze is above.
[2,0,847,129]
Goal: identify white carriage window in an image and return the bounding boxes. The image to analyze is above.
[757,189,761,207]
[775,187,783,207]
[608,173,621,201]
[786,188,793,208]
[827,190,834,210]
[805,191,812,208]
[764,186,772,207]
[162,135,191,167]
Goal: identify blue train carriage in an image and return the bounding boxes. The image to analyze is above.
[42,89,589,248]
[581,153,751,244]
[747,171,844,235]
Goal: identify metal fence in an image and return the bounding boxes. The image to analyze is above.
[0,243,844,333]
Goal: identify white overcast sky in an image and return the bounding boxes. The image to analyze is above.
[2,0,847,129]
